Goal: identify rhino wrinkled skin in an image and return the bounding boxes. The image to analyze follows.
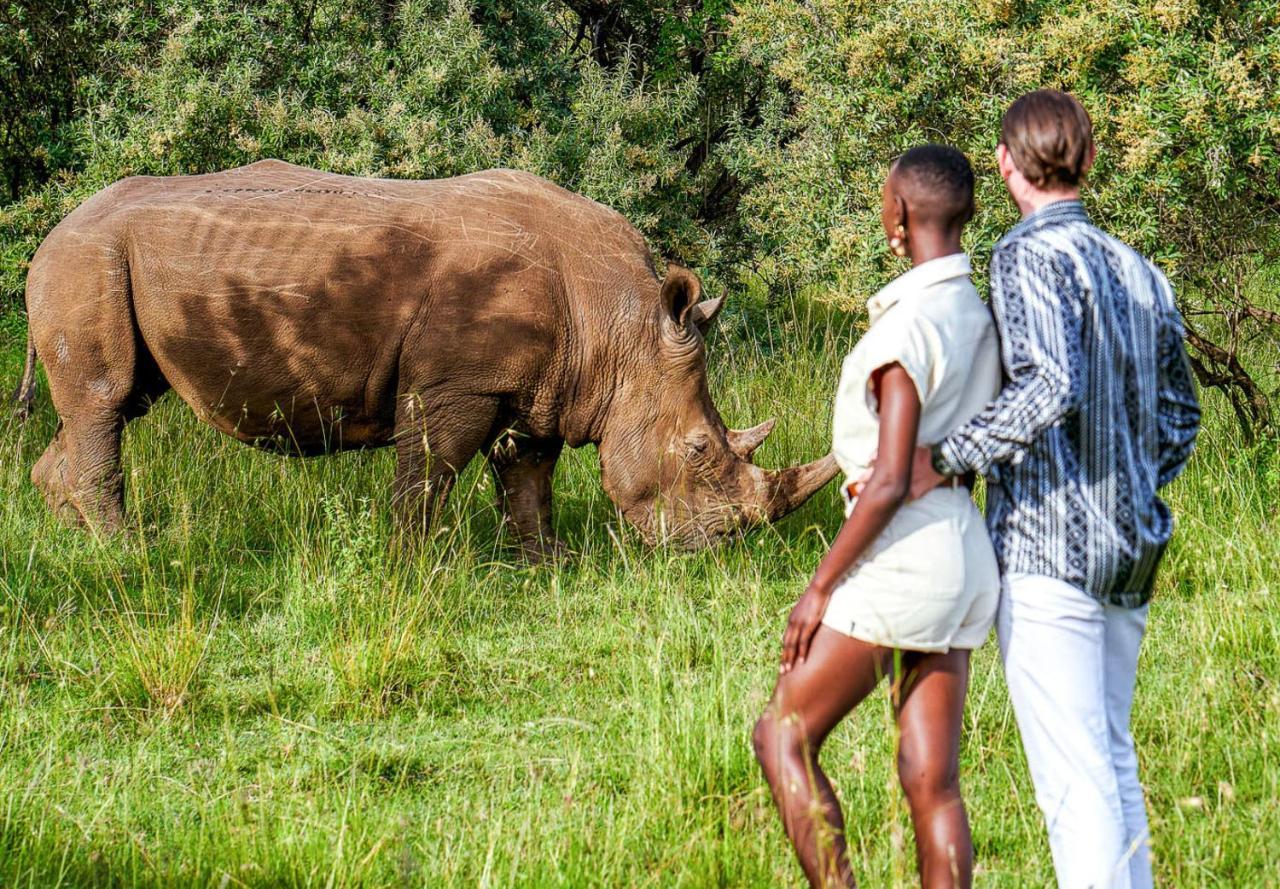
[15,160,836,557]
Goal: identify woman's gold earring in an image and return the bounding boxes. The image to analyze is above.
[890,224,908,257]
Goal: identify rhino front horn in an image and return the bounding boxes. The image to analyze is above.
[727,418,776,462]
[761,453,840,521]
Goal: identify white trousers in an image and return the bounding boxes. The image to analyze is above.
[998,573,1154,889]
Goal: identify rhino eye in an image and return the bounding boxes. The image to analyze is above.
[685,433,716,467]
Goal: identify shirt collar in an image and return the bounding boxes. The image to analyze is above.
[866,253,971,324]
[999,199,1091,247]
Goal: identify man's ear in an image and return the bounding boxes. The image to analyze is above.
[1081,142,1097,177]
[996,143,1016,182]
[660,262,703,329]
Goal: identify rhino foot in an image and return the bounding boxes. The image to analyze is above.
[516,534,568,566]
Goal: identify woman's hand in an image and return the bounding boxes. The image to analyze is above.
[780,582,833,673]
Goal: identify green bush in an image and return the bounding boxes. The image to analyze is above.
[4,1,1278,292]
[1,0,1277,426]
[0,0,758,303]
[728,0,1279,283]
[0,2,108,202]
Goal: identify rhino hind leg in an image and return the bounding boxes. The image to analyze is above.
[32,407,127,534]
[390,392,499,542]
[31,425,81,525]
[33,328,170,536]
[488,435,564,562]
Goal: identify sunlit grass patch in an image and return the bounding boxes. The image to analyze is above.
[100,581,217,720]
[0,293,1276,885]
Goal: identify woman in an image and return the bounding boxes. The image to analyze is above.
[753,145,1000,889]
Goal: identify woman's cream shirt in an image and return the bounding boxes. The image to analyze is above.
[832,253,1001,510]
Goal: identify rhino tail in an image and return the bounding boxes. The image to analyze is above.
[12,330,37,421]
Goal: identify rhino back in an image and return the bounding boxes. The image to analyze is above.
[58,161,652,450]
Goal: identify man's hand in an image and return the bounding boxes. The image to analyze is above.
[857,445,949,501]
[909,444,947,499]
[780,583,832,673]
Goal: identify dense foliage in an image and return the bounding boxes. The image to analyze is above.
[728,0,1280,433]
[0,2,103,201]
[0,0,765,294]
[1,0,1277,426]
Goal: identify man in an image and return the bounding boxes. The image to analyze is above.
[907,90,1201,887]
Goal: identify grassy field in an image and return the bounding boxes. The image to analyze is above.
[0,296,1277,887]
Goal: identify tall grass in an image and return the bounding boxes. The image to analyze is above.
[0,291,1276,886]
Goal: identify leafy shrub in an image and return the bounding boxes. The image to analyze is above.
[728,0,1279,287]
[1,0,1277,429]
[0,2,110,201]
[0,0,753,303]
[727,0,1280,433]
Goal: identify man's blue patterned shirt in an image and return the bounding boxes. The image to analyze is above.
[938,200,1200,606]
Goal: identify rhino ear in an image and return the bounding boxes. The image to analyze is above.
[660,262,703,329]
[690,296,723,337]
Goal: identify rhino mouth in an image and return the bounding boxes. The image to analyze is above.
[624,501,747,550]
[621,451,839,549]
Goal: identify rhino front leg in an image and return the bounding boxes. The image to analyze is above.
[488,435,564,562]
[391,393,498,541]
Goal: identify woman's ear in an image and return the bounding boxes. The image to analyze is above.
[889,192,909,257]
[659,262,703,328]
[894,193,908,231]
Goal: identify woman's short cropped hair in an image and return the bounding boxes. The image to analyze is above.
[894,144,975,229]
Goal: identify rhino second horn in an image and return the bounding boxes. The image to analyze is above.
[760,453,840,521]
[727,418,776,462]
[691,296,724,336]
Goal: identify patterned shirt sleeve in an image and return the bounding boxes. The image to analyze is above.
[1151,270,1200,487]
[938,239,1084,477]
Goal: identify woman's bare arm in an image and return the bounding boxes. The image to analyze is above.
[780,363,922,671]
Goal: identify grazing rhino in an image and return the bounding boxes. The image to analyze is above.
[13,160,836,557]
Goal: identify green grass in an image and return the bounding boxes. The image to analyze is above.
[0,297,1277,887]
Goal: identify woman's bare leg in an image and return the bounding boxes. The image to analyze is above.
[753,626,892,888]
[893,649,973,889]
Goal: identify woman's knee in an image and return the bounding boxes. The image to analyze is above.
[753,708,815,766]
[752,711,786,764]
[897,747,960,808]
[751,713,772,762]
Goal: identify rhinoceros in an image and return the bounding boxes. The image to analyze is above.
[13,160,836,556]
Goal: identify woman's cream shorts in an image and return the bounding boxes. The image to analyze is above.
[821,486,999,653]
